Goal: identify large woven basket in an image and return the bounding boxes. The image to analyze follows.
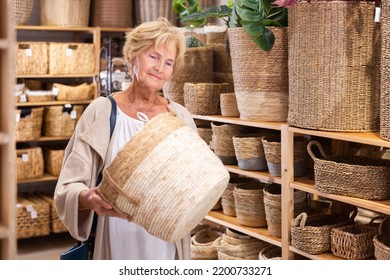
[134,0,175,25]
[40,0,90,27]
[43,105,85,137]
[381,0,390,141]
[49,43,95,75]
[16,147,44,181]
[191,227,223,260]
[15,107,44,141]
[163,47,213,106]
[373,217,390,260]
[288,0,380,132]
[91,0,133,28]
[14,0,34,25]
[307,140,390,200]
[228,27,288,121]
[98,113,229,242]
[53,83,95,101]
[232,135,267,171]
[15,42,48,75]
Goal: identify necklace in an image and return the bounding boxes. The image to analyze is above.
[128,93,158,122]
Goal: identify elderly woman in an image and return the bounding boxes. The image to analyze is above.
[54,18,196,260]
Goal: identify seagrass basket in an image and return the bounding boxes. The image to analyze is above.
[134,0,175,25]
[14,0,34,25]
[44,148,65,176]
[197,126,213,146]
[16,194,50,239]
[15,107,44,141]
[98,113,229,242]
[92,0,133,27]
[43,105,85,137]
[16,147,44,181]
[259,245,282,260]
[163,47,213,105]
[40,194,68,233]
[183,82,233,115]
[381,0,390,141]
[373,217,390,260]
[40,0,90,27]
[26,90,54,102]
[228,27,288,121]
[191,227,223,260]
[220,93,239,117]
[307,140,390,200]
[48,43,95,75]
[232,135,267,171]
[53,83,95,101]
[15,42,48,75]
[288,0,380,132]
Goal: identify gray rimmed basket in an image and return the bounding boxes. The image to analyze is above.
[232,134,267,171]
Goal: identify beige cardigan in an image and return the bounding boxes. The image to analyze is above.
[54,96,197,259]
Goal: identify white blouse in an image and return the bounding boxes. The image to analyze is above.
[106,106,176,260]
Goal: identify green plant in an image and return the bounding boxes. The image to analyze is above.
[172,0,207,27]
[181,0,288,51]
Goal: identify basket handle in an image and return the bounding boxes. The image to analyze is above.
[367,215,385,227]
[293,212,308,229]
[379,217,390,235]
[307,140,327,161]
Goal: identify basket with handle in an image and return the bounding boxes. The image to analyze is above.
[15,42,48,75]
[190,227,223,260]
[15,107,44,141]
[307,140,390,200]
[258,245,282,260]
[373,217,390,260]
[16,147,44,181]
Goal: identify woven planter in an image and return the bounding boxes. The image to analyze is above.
[134,0,175,25]
[191,228,223,260]
[15,42,48,75]
[373,217,390,260]
[307,140,390,200]
[259,245,282,260]
[91,0,133,28]
[16,147,44,181]
[15,107,44,141]
[220,93,239,117]
[98,113,229,242]
[43,105,84,137]
[40,0,90,27]
[288,0,380,132]
[197,126,213,146]
[53,83,95,101]
[381,0,390,141]
[163,47,213,106]
[228,27,288,122]
[14,0,34,25]
[183,82,233,115]
[232,135,267,171]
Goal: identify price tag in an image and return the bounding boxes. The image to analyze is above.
[20,94,27,103]
[25,48,32,57]
[22,153,29,162]
[64,103,72,108]
[52,87,59,96]
[375,7,381,23]
[66,48,73,57]
[26,204,34,212]
[16,113,20,123]
[30,210,38,219]
[70,110,77,119]
[16,203,22,208]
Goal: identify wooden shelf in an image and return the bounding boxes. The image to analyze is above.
[289,246,342,260]
[0,225,9,239]
[225,165,282,184]
[100,27,129,32]
[17,174,58,184]
[16,100,92,107]
[192,115,284,131]
[17,136,70,143]
[16,26,96,32]
[16,74,96,79]
[0,132,9,145]
[0,39,8,49]
[204,210,282,247]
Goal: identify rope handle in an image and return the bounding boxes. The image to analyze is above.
[307,140,328,161]
[367,215,385,226]
[293,212,308,229]
[379,217,390,235]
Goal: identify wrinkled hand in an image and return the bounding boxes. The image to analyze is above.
[79,187,126,219]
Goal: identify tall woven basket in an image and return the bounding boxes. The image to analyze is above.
[14,0,34,25]
[381,0,390,141]
[227,27,288,121]
[91,0,133,28]
[288,0,381,132]
[98,113,229,242]
[134,0,176,25]
[40,0,91,27]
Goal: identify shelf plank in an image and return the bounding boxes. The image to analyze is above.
[193,115,284,131]
[0,39,8,49]
[290,127,390,149]
[16,100,92,107]
[225,165,282,184]
[205,210,282,247]
[17,136,70,143]
[16,26,96,32]
[0,225,9,239]
[17,174,58,184]
[100,27,129,32]
[291,176,390,215]
[0,132,9,145]
[289,246,342,260]
[15,74,96,78]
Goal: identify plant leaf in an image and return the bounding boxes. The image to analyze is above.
[236,5,261,22]
[252,28,275,51]
[241,20,264,37]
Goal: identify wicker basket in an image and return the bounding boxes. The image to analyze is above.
[44,149,65,176]
[381,1,390,141]
[40,0,91,27]
[40,194,68,233]
[16,147,44,181]
[228,27,288,121]
[259,245,282,260]
[232,135,267,171]
[91,0,133,27]
[191,228,223,260]
[288,0,380,132]
[53,83,95,101]
[220,93,239,117]
[330,219,379,260]
[197,126,213,146]
[163,47,213,106]
[14,0,34,25]
[307,140,390,200]
[134,0,175,25]
[15,42,48,75]
[48,43,95,75]
[43,105,85,137]
[15,107,44,141]
[16,194,50,239]
[373,217,390,260]
[26,90,54,102]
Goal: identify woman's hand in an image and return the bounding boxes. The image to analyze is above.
[79,188,126,219]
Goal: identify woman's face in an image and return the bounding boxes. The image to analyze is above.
[133,42,177,91]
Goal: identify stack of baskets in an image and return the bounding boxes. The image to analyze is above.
[43,105,85,137]
[15,107,44,141]
[373,217,390,260]
[16,147,44,181]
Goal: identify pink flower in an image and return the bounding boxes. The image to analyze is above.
[273,0,299,8]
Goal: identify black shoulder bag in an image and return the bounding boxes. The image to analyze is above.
[60,95,117,260]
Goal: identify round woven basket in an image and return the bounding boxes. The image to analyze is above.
[134,0,176,25]
[98,113,229,242]
[381,1,390,140]
[227,27,288,122]
[91,0,132,27]
[197,126,213,146]
[220,93,240,117]
[233,135,267,171]
[40,0,91,27]
[191,228,223,260]
[259,245,282,260]
[14,0,33,25]
[373,217,390,260]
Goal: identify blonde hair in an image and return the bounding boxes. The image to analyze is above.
[123,18,186,76]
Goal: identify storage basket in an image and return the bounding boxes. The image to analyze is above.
[40,0,91,27]
[373,217,390,260]
[307,140,390,200]
[15,107,44,141]
[163,47,213,106]
[232,135,267,171]
[15,42,48,75]
[288,0,380,132]
[44,148,65,176]
[220,93,239,117]
[16,147,44,181]
[48,43,95,75]
[191,227,223,260]
[134,0,175,25]
[291,209,357,255]
[183,82,232,115]
[262,136,308,177]
[43,105,85,137]
[40,194,68,233]
[259,245,282,260]
[91,0,133,27]
[98,113,229,242]
[330,219,379,260]
[197,126,213,146]
[26,90,54,102]
[381,0,390,141]
[228,27,288,121]
[16,194,50,239]
[53,83,95,101]
[14,0,34,25]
